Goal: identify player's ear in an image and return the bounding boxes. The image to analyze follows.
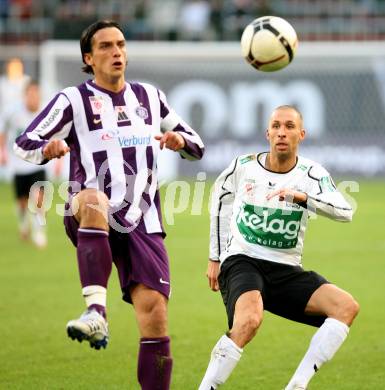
[265,128,270,140]
[299,128,306,141]
[84,53,93,67]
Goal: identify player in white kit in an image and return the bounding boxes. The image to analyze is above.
[199,105,359,390]
[0,80,47,247]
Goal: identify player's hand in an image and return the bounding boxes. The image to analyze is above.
[206,259,220,292]
[42,139,70,160]
[266,188,307,204]
[155,131,185,151]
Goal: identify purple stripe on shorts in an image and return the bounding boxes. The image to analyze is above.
[93,150,111,199]
[157,89,169,119]
[130,83,152,125]
[78,83,103,131]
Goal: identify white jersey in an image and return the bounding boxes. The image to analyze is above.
[0,75,30,117]
[210,152,353,267]
[0,102,43,175]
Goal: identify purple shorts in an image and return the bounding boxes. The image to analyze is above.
[64,215,171,303]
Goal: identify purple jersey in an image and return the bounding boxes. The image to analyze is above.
[14,80,204,233]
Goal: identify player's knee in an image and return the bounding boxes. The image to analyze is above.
[139,294,168,333]
[146,305,168,336]
[75,189,109,229]
[344,297,360,325]
[336,295,359,326]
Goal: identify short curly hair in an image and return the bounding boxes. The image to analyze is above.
[80,20,124,74]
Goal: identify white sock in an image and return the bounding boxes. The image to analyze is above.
[16,206,29,236]
[285,318,349,390]
[82,285,107,307]
[199,335,243,390]
[30,211,47,247]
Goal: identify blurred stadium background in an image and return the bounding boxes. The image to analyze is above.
[0,1,384,389]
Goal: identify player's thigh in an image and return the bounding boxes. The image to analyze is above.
[266,268,328,327]
[219,255,265,329]
[233,290,263,328]
[109,228,171,313]
[305,283,359,325]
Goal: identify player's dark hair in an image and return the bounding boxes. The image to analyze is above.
[80,20,124,74]
[24,79,39,92]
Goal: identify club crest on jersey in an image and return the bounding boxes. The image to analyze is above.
[89,96,104,115]
[115,106,130,122]
[135,106,149,119]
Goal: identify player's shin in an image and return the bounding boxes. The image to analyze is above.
[199,335,243,390]
[285,318,349,390]
[16,203,29,239]
[77,228,112,317]
[137,336,173,390]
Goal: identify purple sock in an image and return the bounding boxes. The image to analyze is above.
[137,336,173,390]
[77,228,112,289]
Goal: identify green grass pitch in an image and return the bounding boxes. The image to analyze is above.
[0,180,384,389]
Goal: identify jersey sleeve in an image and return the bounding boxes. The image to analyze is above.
[158,89,204,161]
[306,164,353,222]
[13,92,73,165]
[209,157,239,261]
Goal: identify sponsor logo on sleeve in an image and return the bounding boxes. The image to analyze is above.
[36,108,61,132]
[319,176,336,192]
[240,154,256,164]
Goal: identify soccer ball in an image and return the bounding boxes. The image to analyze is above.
[241,16,298,72]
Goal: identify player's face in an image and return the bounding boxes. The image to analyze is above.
[85,27,127,82]
[266,108,305,158]
[25,85,40,112]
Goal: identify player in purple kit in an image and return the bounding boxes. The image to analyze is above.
[14,20,204,390]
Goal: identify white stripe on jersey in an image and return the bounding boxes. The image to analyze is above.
[85,83,127,207]
[13,142,46,165]
[123,83,151,223]
[63,87,101,192]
